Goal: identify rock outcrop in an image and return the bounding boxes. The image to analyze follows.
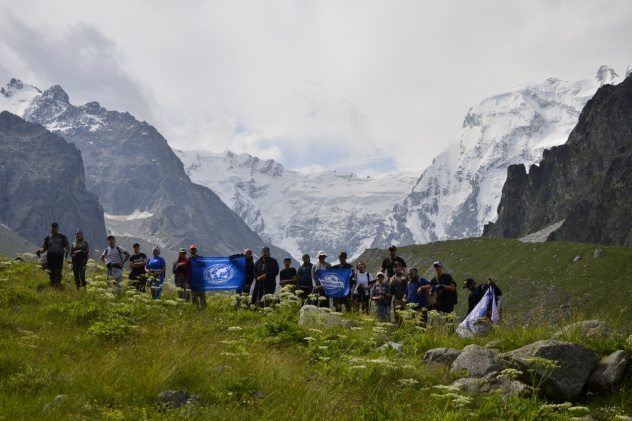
[0,111,106,248]
[484,75,632,247]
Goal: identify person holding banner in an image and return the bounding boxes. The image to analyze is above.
[371,272,391,322]
[252,247,279,307]
[297,254,314,304]
[187,245,207,309]
[463,278,502,318]
[332,252,355,312]
[311,251,332,308]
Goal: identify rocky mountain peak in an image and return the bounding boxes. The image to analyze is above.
[1,78,42,98]
[595,65,619,86]
[40,85,70,104]
[626,65,632,79]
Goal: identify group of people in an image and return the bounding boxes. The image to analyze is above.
[36,223,501,321]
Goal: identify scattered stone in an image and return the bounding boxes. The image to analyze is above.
[594,249,604,258]
[552,320,612,341]
[42,394,67,412]
[451,344,500,378]
[423,347,462,368]
[587,350,630,390]
[158,390,200,408]
[484,339,505,350]
[496,340,599,401]
[378,341,403,353]
[451,372,531,398]
[298,305,356,330]
[574,256,582,262]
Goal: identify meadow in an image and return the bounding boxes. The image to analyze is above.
[1,239,632,420]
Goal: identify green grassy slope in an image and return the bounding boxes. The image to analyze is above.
[0,225,39,259]
[358,238,632,325]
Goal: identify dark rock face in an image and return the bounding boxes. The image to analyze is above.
[25,87,281,256]
[484,76,632,246]
[0,111,107,248]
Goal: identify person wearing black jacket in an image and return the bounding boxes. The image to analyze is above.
[252,247,279,307]
[463,278,502,318]
[36,222,70,289]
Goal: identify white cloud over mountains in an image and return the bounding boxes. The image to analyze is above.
[1,0,631,176]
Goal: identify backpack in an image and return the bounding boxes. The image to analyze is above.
[104,245,123,262]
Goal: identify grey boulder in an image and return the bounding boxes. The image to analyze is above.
[451,344,500,378]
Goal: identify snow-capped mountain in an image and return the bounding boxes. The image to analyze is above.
[174,149,418,260]
[387,65,622,245]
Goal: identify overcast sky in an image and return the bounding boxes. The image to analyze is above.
[1,0,631,176]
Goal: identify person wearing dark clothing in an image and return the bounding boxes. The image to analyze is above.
[252,247,279,307]
[430,261,457,314]
[242,249,255,295]
[390,261,408,325]
[70,229,89,289]
[279,257,297,288]
[332,251,355,312]
[463,278,502,317]
[381,245,407,278]
[128,243,148,291]
[297,254,314,304]
[402,268,431,325]
[173,248,189,301]
[186,245,206,309]
[36,222,70,289]
[353,261,374,314]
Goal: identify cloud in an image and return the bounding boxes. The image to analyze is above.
[0,12,153,121]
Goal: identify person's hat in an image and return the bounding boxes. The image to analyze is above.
[75,229,83,235]
[302,254,310,259]
[189,245,197,250]
[51,222,59,227]
[262,246,270,253]
[317,250,327,257]
[433,261,443,267]
[338,251,347,259]
[388,245,397,251]
[463,278,475,289]
[376,271,385,277]
[284,257,291,262]
[409,267,418,273]
[393,261,402,267]
[152,245,160,253]
[179,248,187,253]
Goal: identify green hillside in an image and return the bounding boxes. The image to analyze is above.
[358,238,632,325]
[0,225,38,259]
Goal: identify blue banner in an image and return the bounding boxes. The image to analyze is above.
[316,268,352,298]
[188,255,246,291]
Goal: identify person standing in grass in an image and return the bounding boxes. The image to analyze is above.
[187,245,207,309]
[100,235,130,293]
[463,277,502,318]
[353,261,373,314]
[430,261,457,314]
[128,243,147,291]
[70,229,89,289]
[145,246,166,300]
[371,272,391,322]
[296,254,314,304]
[36,222,70,289]
[390,261,408,325]
[311,250,332,308]
[402,267,431,325]
[279,257,297,288]
[172,248,189,301]
[332,251,355,312]
[381,245,407,278]
[252,247,280,307]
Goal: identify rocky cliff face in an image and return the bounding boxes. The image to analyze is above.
[0,111,107,248]
[484,75,632,246]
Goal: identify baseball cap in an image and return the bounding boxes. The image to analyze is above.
[393,261,402,267]
[388,245,397,251]
[189,245,197,250]
[376,272,385,277]
[409,267,418,273]
[463,278,475,289]
[433,261,443,267]
[51,222,59,227]
[284,257,291,262]
[179,248,187,253]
